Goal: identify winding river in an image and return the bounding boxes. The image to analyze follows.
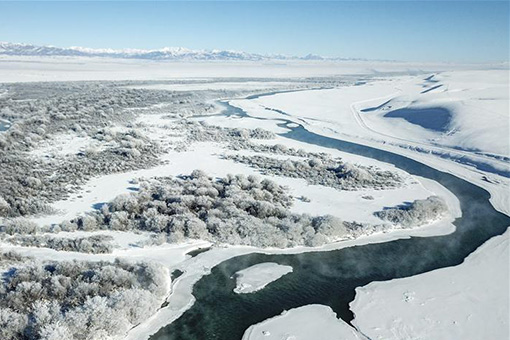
[150,96,510,340]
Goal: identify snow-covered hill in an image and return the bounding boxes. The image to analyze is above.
[0,42,348,61]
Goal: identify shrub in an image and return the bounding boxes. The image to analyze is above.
[60,172,351,248]
[374,196,448,227]
[0,257,168,340]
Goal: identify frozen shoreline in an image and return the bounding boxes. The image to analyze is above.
[240,229,509,340]
[242,305,366,340]
[351,229,509,340]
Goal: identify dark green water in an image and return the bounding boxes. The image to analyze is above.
[150,104,510,340]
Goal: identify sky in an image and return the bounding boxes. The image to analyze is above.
[0,1,508,62]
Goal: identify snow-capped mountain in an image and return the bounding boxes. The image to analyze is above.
[0,42,335,61]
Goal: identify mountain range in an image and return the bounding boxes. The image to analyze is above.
[0,42,346,61]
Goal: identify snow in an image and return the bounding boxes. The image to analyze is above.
[230,72,510,218]
[11,77,464,340]
[0,41,356,61]
[0,236,210,269]
[351,229,510,340]
[30,135,457,232]
[233,70,509,157]
[124,81,302,92]
[26,91,450,231]
[28,133,100,157]
[0,42,268,61]
[223,73,509,340]
[233,262,293,294]
[0,55,494,83]
[359,70,510,156]
[199,116,460,227]
[195,114,291,134]
[242,305,366,340]
[1,61,507,340]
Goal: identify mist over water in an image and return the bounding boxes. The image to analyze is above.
[150,101,510,340]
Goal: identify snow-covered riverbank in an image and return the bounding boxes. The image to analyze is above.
[351,229,510,340]
[240,229,509,340]
[243,305,366,340]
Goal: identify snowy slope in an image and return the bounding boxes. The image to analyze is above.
[234,70,509,162]
[356,70,510,156]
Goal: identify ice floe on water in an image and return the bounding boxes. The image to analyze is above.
[233,262,293,294]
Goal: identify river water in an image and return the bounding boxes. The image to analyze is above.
[150,99,510,340]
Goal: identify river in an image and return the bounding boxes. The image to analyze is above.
[149,97,510,340]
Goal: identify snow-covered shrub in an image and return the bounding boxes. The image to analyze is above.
[0,195,9,216]
[5,234,115,254]
[0,257,167,340]
[59,220,78,232]
[223,154,402,190]
[61,172,351,248]
[344,221,389,238]
[179,121,276,151]
[0,82,185,218]
[374,196,448,227]
[0,308,28,340]
[1,218,39,235]
[312,215,348,237]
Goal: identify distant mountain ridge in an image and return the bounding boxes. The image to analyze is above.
[0,42,357,61]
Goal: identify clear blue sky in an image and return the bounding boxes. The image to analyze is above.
[1,1,508,62]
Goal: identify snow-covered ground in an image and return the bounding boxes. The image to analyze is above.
[232,70,509,157]
[30,139,457,230]
[230,72,509,217]
[0,55,498,83]
[233,262,293,294]
[0,74,458,340]
[124,81,303,92]
[28,132,101,157]
[359,70,509,156]
[243,305,365,340]
[351,229,509,340]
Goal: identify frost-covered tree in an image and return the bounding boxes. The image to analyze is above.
[55,171,354,248]
[375,196,448,227]
[0,195,9,216]
[223,154,402,191]
[0,257,168,340]
[1,218,39,235]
